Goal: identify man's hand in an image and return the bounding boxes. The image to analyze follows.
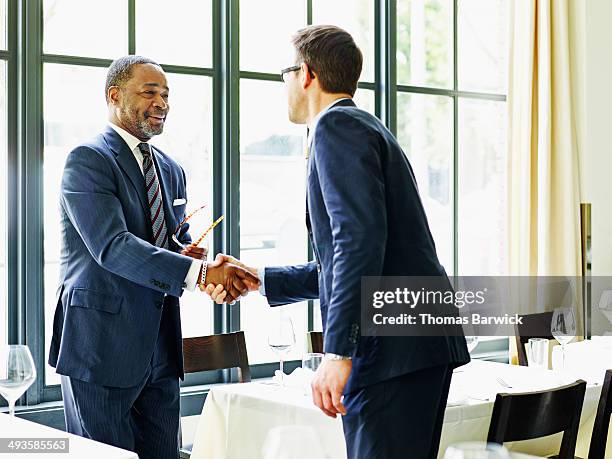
[311,358,352,418]
[180,244,208,260]
[202,254,260,304]
[203,259,260,304]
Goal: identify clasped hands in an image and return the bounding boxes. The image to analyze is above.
[181,245,259,303]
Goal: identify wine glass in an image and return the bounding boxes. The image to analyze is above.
[267,315,296,387]
[465,336,479,354]
[0,345,37,417]
[551,307,577,370]
[444,442,510,459]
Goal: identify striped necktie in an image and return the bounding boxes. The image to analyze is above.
[138,143,169,248]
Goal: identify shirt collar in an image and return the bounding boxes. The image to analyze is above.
[307,97,352,147]
[109,122,148,153]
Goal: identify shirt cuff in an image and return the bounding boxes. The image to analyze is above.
[184,260,203,292]
[258,267,266,296]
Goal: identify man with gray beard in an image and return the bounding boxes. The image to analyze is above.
[49,56,257,458]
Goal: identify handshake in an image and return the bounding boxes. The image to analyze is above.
[181,245,259,303]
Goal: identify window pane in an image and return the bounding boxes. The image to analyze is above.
[458,98,507,275]
[458,0,509,93]
[239,79,308,364]
[0,61,6,344]
[0,0,6,50]
[354,89,375,115]
[43,64,108,385]
[397,0,453,88]
[312,0,375,82]
[240,0,306,73]
[396,92,453,274]
[43,0,127,57]
[137,0,212,68]
[150,73,214,339]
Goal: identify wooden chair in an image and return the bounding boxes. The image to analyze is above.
[179,331,251,458]
[487,380,587,459]
[588,370,612,459]
[307,331,323,354]
[514,311,554,366]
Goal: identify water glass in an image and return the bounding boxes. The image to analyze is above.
[302,353,323,373]
[527,338,549,369]
[0,345,37,417]
[267,315,296,387]
[551,307,577,369]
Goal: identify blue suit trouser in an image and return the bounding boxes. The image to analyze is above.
[60,305,180,459]
[342,364,453,459]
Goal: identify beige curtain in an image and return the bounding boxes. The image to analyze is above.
[507,0,583,362]
[508,0,582,276]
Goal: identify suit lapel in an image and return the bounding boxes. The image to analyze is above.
[103,126,149,218]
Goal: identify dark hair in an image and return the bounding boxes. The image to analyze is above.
[105,55,161,102]
[291,25,363,96]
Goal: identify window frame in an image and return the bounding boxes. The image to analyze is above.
[3,0,508,418]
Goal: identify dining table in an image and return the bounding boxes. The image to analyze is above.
[190,359,609,459]
[0,412,138,458]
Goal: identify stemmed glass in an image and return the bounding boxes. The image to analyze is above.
[551,307,577,370]
[267,315,296,387]
[0,345,37,417]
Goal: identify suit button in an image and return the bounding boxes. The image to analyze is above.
[317,264,321,273]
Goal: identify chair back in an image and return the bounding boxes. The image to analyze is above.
[487,380,587,459]
[182,331,251,382]
[514,311,554,366]
[589,370,612,459]
[307,331,323,354]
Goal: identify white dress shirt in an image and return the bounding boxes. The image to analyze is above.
[258,97,352,296]
[109,123,202,292]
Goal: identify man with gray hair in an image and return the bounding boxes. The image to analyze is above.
[49,55,258,458]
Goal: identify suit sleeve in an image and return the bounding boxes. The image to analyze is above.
[60,145,193,297]
[264,262,319,306]
[314,111,387,356]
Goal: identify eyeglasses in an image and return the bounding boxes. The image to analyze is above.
[171,204,225,250]
[280,64,301,81]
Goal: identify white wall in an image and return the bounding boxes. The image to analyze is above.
[571,0,612,276]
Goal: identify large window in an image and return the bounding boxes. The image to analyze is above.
[3,0,509,413]
[397,0,508,275]
[41,0,214,385]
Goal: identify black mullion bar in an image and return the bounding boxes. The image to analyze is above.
[396,84,505,101]
[306,0,314,332]
[6,0,18,347]
[42,54,215,77]
[225,0,240,335]
[376,0,396,133]
[159,64,214,77]
[128,0,136,54]
[42,54,112,67]
[239,70,281,82]
[212,0,223,335]
[22,0,44,405]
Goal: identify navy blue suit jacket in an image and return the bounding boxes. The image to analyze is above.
[49,126,194,388]
[265,100,470,393]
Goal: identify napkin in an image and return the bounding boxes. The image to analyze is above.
[271,367,315,389]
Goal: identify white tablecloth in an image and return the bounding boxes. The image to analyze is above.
[0,413,138,458]
[191,360,608,459]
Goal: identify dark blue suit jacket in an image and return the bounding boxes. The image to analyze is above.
[265,99,470,393]
[49,126,194,388]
